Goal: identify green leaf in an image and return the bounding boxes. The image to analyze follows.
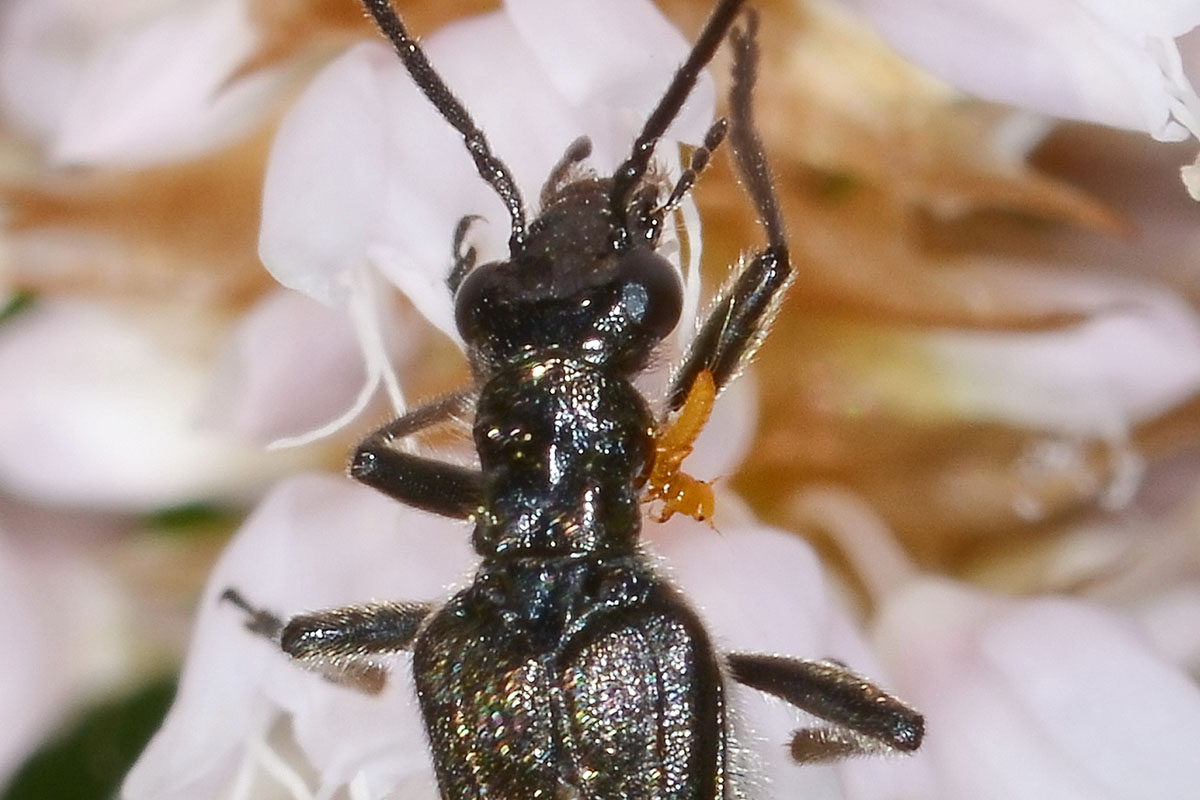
[2,676,176,800]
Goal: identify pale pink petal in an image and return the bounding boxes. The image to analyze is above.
[257,42,420,438]
[1135,582,1200,671]
[0,300,315,510]
[836,0,1200,140]
[50,0,286,167]
[0,530,70,784]
[922,287,1200,437]
[876,578,1200,799]
[0,0,152,142]
[0,501,138,787]
[196,289,383,443]
[505,0,715,169]
[258,43,395,311]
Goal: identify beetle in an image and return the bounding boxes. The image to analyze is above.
[225,0,924,796]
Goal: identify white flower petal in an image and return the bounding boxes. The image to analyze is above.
[924,287,1200,438]
[0,530,70,784]
[876,578,1200,799]
[0,501,140,788]
[50,0,284,166]
[505,0,715,167]
[196,289,374,443]
[0,0,154,142]
[0,300,314,510]
[836,0,1200,140]
[258,43,395,311]
[1135,582,1200,671]
[122,506,295,800]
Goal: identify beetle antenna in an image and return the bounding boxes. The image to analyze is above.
[609,0,747,245]
[362,0,528,252]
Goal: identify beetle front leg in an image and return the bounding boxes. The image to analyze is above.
[668,11,791,411]
[727,653,924,762]
[350,389,483,520]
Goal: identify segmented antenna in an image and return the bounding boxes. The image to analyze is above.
[362,0,528,252]
[729,11,784,249]
[609,0,747,243]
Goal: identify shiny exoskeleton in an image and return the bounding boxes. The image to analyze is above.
[224,0,924,797]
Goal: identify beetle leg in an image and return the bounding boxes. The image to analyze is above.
[349,388,483,520]
[668,10,791,411]
[222,589,433,695]
[727,652,924,762]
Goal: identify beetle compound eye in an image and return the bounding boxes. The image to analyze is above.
[614,247,683,341]
[454,260,510,342]
[453,261,489,341]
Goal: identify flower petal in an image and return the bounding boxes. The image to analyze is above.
[0,0,149,142]
[505,0,715,167]
[0,300,313,510]
[876,578,1200,799]
[196,289,376,443]
[50,0,286,167]
[258,42,394,311]
[923,287,1200,437]
[836,0,1200,140]
[0,530,70,784]
[0,499,138,789]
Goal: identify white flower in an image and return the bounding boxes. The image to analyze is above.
[794,487,1200,800]
[0,529,73,784]
[878,580,1200,799]
[196,288,386,445]
[918,276,1200,509]
[0,0,154,144]
[0,299,314,510]
[0,0,292,167]
[0,501,139,789]
[833,0,1200,139]
[830,0,1200,194]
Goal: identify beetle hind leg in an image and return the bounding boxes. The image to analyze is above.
[727,653,924,763]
